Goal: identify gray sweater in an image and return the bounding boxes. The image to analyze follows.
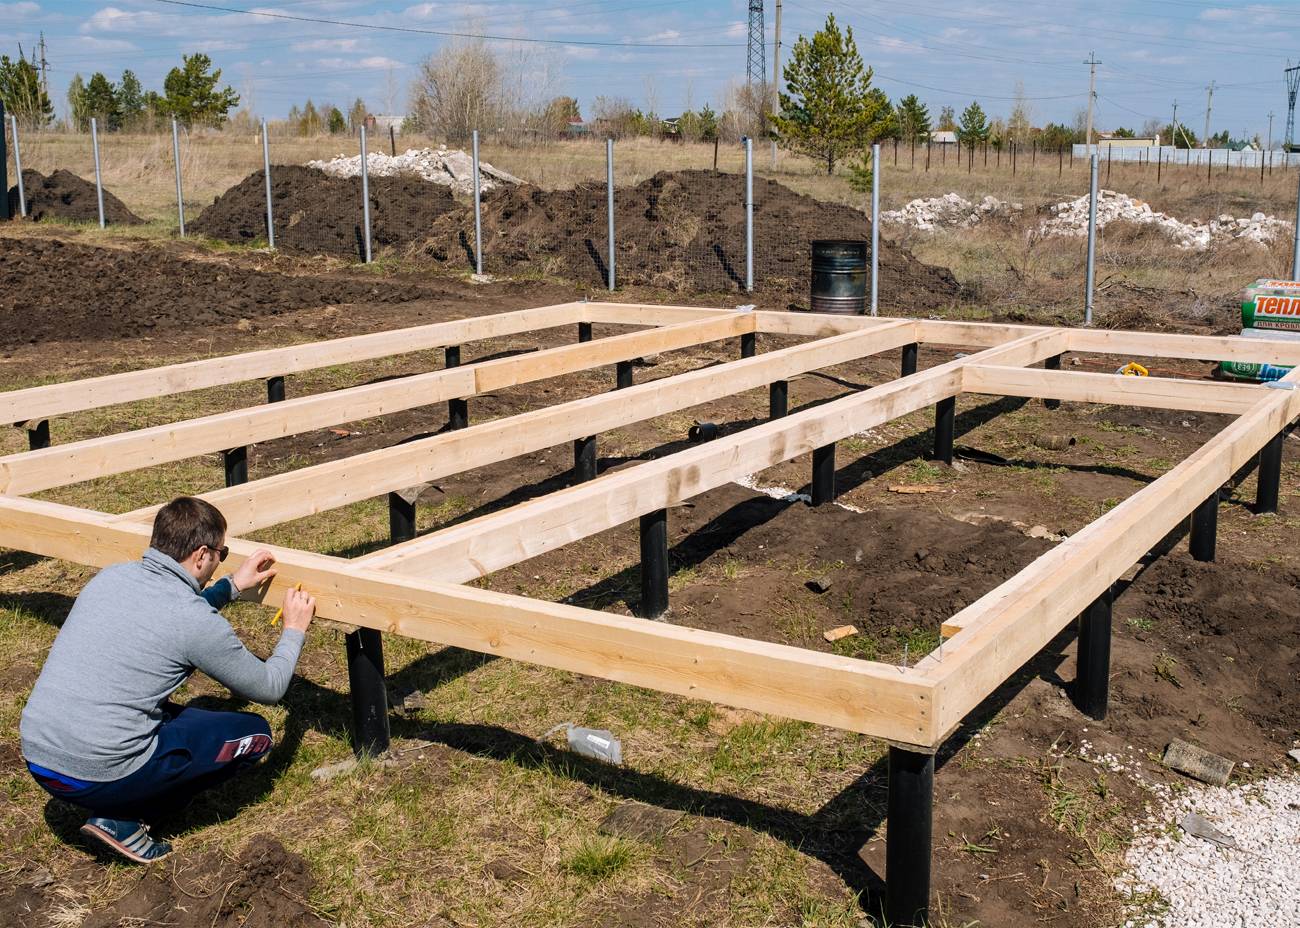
[20,548,305,782]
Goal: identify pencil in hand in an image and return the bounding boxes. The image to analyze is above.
[270,582,303,626]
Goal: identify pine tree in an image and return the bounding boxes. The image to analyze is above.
[82,72,121,130]
[770,14,894,175]
[955,101,989,153]
[118,69,145,129]
[327,106,346,134]
[895,94,930,144]
[0,49,53,129]
[161,53,239,128]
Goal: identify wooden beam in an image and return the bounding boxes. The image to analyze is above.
[0,493,938,746]
[116,322,922,534]
[0,303,589,426]
[359,332,1063,580]
[581,302,747,326]
[962,364,1266,414]
[1068,328,1300,366]
[0,312,749,495]
[923,369,1300,742]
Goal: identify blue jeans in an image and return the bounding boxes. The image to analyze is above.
[29,703,273,822]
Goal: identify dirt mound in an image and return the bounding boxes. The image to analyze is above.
[80,834,325,928]
[425,170,962,308]
[192,165,459,259]
[8,169,143,225]
[0,237,449,347]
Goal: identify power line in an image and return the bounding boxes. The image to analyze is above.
[145,0,751,48]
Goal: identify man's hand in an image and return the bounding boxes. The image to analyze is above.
[280,586,316,633]
[231,549,276,595]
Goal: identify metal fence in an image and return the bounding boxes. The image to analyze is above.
[1073,144,1300,170]
[5,107,1300,320]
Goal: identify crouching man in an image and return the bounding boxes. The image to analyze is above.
[20,496,315,864]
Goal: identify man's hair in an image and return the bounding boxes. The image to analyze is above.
[150,497,227,563]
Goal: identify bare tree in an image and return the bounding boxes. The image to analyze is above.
[409,34,557,143]
[720,79,772,142]
[1007,81,1031,145]
[592,95,637,138]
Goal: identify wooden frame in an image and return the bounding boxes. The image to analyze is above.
[3,300,1296,921]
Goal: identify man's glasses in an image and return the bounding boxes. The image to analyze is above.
[211,545,229,563]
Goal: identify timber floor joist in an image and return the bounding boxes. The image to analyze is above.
[3,300,1297,926]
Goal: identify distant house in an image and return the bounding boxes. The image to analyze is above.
[931,130,958,145]
[566,117,591,137]
[1098,133,1159,147]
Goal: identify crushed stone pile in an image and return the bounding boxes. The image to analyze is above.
[1115,773,1300,927]
[307,145,522,195]
[191,165,459,259]
[1040,190,1293,249]
[881,193,1023,230]
[423,170,962,308]
[7,168,143,225]
[882,188,1292,250]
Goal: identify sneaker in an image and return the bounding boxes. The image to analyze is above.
[79,817,172,864]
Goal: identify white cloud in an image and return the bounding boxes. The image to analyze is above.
[643,29,680,42]
[292,38,360,51]
[0,2,39,16]
[359,55,404,69]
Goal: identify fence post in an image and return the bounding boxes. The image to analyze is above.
[607,137,615,291]
[261,118,275,249]
[744,136,754,292]
[0,101,7,222]
[1292,161,1300,279]
[171,118,185,235]
[90,117,105,229]
[10,114,25,218]
[389,124,396,156]
[471,129,482,275]
[1085,153,1099,326]
[360,125,373,263]
[870,142,880,317]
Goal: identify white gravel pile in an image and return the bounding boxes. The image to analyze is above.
[882,189,1292,250]
[1040,190,1292,250]
[1116,773,1300,927]
[306,146,522,195]
[880,193,1022,230]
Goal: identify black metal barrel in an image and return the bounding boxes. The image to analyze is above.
[810,239,867,314]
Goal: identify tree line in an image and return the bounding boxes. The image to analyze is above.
[0,50,239,131]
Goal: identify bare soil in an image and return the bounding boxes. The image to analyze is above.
[432,170,963,308]
[191,166,461,259]
[7,169,143,226]
[0,225,1296,928]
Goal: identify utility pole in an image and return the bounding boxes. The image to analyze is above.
[1203,80,1215,148]
[1286,64,1300,150]
[1084,51,1101,152]
[746,1,765,87]
[1268,111,1275,151]
[37,32,48,97]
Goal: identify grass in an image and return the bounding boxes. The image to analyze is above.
[562,835,637,881]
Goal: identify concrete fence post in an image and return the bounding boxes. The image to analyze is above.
[607,137,615,291]
[1292,160,1300,279]
[870,142,880,317]
[10,114,25,217]
[472,129,483,276]
[171,118,185,236]
[360,125,373,263]
[90,117,105,229]
[1085,153,1099,326]
[261,118,275,249]
[744,136,754,292]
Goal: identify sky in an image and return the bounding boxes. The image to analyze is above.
[3,0,1298,141]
